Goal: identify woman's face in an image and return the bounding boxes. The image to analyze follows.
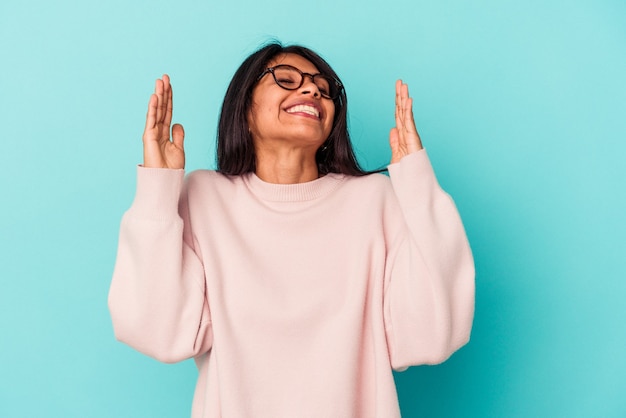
[248,53,335,154]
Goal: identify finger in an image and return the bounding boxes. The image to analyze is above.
[395,80,406,144]
[389,127,399,151]
[399,82,417,133]
[394,79,402,125]
[395,79,402,120]
[154,78,165,125]
[400,84,423,151]
[397,82,409,123]
[144,94,157,132]
[405,96,417,133]
[400,82,409,122]
[163,75,174,129]
[172,123,185,149]
[403,84,417,134]
[389,127,402,164]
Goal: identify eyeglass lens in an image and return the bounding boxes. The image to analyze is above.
[271,66,339,99]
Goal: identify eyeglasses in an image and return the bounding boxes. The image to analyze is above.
[257,64,343,100]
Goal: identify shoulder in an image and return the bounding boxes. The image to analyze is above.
[341,172,393,194]
[183,170,247,199]
[186,169,241,187]
[186,169,219,183]
[331,172,397,211]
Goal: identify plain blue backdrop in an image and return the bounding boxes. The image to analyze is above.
[1,0,625,417]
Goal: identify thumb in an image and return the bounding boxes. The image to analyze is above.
[389,127,399,151]
[389,127,401,164]
[172,123,185,149]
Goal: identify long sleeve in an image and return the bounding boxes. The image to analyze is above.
[384,150,475,370]
[108,166,213,363]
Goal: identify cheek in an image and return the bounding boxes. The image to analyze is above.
[325,107,336,131]
[247,104,263,135]
[247,109,256,132]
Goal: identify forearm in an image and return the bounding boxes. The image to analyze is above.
[108,167,212,363]
[385,150,475,368]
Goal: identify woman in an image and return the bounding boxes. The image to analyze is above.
[109,42,475,418]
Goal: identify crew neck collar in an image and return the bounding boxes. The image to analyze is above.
[243,172,346,202]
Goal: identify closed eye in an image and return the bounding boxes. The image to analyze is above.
[277,77,298,85]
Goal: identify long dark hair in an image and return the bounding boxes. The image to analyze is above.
[217,42,370,176]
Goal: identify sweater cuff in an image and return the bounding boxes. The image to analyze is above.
[127,166,185,220]
[387,149,438,193]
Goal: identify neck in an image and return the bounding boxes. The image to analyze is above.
[254,146,319,184]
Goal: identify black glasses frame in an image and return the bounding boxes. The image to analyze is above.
[257,64,343,100]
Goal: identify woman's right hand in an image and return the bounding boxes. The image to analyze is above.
[142,74,185,169]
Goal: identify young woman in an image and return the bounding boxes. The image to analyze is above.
[109,42,475,418]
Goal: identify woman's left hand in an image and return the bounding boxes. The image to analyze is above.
[389,80,423,164]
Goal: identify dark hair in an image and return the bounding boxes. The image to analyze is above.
[217,41,370,176]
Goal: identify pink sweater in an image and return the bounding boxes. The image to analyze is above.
[108,150,474,417]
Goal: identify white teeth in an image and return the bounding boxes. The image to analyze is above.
[286,105,320,118]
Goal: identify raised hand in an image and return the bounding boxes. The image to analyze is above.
[389,80,423,164]
[142,74,185,169]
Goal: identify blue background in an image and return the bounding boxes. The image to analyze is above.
[1,0,625,416]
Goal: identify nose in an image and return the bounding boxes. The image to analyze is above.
[299,74,321,98]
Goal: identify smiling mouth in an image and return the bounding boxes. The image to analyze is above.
[285,104,320,119]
